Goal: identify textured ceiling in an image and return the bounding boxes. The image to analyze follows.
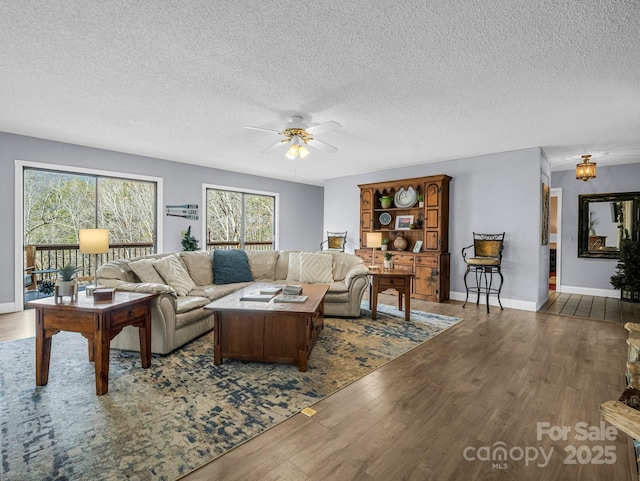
[1,0,639,185]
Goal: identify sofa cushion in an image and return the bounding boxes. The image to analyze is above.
[179,251,214,286]
[286,252,301,281]
[299,252,334,284]
[153,255,196,296]
[213,250,253,285]
[175,295,211,314]
[246,250,279,280]
[189,281,253,301]
[129,258,167,285]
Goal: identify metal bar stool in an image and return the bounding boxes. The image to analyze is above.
[462,232,505,313]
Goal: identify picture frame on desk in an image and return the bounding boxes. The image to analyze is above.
[413,240,423,253]
[395,215,413,230]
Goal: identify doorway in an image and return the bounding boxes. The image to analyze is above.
[550,188,562,292]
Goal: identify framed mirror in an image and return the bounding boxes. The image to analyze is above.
[578,192,640,258]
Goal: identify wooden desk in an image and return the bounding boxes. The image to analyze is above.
[369,270,413,322]
[27,291,158,395]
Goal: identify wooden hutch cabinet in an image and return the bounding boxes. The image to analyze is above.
[356,174,451,302]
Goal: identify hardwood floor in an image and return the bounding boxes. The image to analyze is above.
[2,295,636,480]
[540,291,640,323]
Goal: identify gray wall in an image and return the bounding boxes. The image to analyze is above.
[324,147,546,311]
[1,132,323,312]
[551,162,640,294]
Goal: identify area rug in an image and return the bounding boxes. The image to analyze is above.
[0,306,461,481]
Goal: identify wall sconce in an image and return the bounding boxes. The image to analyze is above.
[576,154,597,181]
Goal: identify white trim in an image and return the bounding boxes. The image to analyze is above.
[559,285,619,298]
[450,291,538,312]
[202,183,280,251]
[0,302,17,315]
[14,159,164,312]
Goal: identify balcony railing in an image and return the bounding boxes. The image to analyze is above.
[27,242,155,278]
[26,240,274,279]
[206,240,274,251]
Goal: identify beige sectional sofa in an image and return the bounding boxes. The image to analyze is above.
[96,250,369,355]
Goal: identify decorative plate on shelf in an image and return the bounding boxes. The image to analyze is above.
[394,187,418,208]
[379,212,392,226]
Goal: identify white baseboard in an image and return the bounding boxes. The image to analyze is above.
[559,285,619,298]
[450,291,537,312]
[0,302,18,314]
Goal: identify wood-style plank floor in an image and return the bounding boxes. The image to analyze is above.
[1,294,636,480]
[540,291,640,323]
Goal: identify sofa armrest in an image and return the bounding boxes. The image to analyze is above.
[344,265,370,289]
[97,279,179,298]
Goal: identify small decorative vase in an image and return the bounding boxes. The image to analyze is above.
[381,244,388,251]
[380,196,393,209]
[589,228,596,236]
[383,259,393,270]
[418,201,424,208]
[394,233,407,251]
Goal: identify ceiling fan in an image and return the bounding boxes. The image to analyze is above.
[245,115,341,159]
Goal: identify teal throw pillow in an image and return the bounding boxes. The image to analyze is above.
[213,250,254,285]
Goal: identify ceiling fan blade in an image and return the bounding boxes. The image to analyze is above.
[245,126,283,134]
[307,138,338,153]
[306,120,341,135]
[262,139,289,154]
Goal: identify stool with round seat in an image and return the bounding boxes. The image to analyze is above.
[462,232,505,313]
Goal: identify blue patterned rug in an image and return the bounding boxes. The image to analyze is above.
[0,305,461,480]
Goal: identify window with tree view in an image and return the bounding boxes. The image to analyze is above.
[206,188,276,251]
[24,168,157,276]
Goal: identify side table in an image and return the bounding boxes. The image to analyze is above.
[369,269,414,322]
[27,291,158,395]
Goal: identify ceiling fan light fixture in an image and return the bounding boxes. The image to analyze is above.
[286,144,299,160]
[298,145,310,159]
[576,154,596,181]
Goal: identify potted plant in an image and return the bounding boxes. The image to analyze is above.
[181,226,199,251]
[611,231,640,302]
[381,238,390,251]
[57,264,79,296]
[417,193,424,208]
[383,251,394,270]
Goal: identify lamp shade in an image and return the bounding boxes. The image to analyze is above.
[366,232,382,248]
[79,229,109,254]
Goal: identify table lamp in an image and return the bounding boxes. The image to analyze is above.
[79,228,109,286]
[366,232,382,269]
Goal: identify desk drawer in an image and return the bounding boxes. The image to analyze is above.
[112,304,147,325]
[377,277,409,289]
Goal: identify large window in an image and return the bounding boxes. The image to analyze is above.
[205,187,276,250]
[23,168,157,273]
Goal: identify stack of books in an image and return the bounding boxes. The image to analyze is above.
[259,285,284,295]
[282,285,303,295]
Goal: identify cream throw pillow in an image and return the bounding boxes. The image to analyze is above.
[286,252,301,281]
[299,252,334,284]
[129,258,166,285]
[153,255,196,296]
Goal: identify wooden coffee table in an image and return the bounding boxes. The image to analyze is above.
[27,291,158,395]
[204,283,329,372]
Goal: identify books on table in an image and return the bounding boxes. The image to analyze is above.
[282,285,303,295]
[273,294,308,303]
[239,293,275,302]
[259,285,285,295]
